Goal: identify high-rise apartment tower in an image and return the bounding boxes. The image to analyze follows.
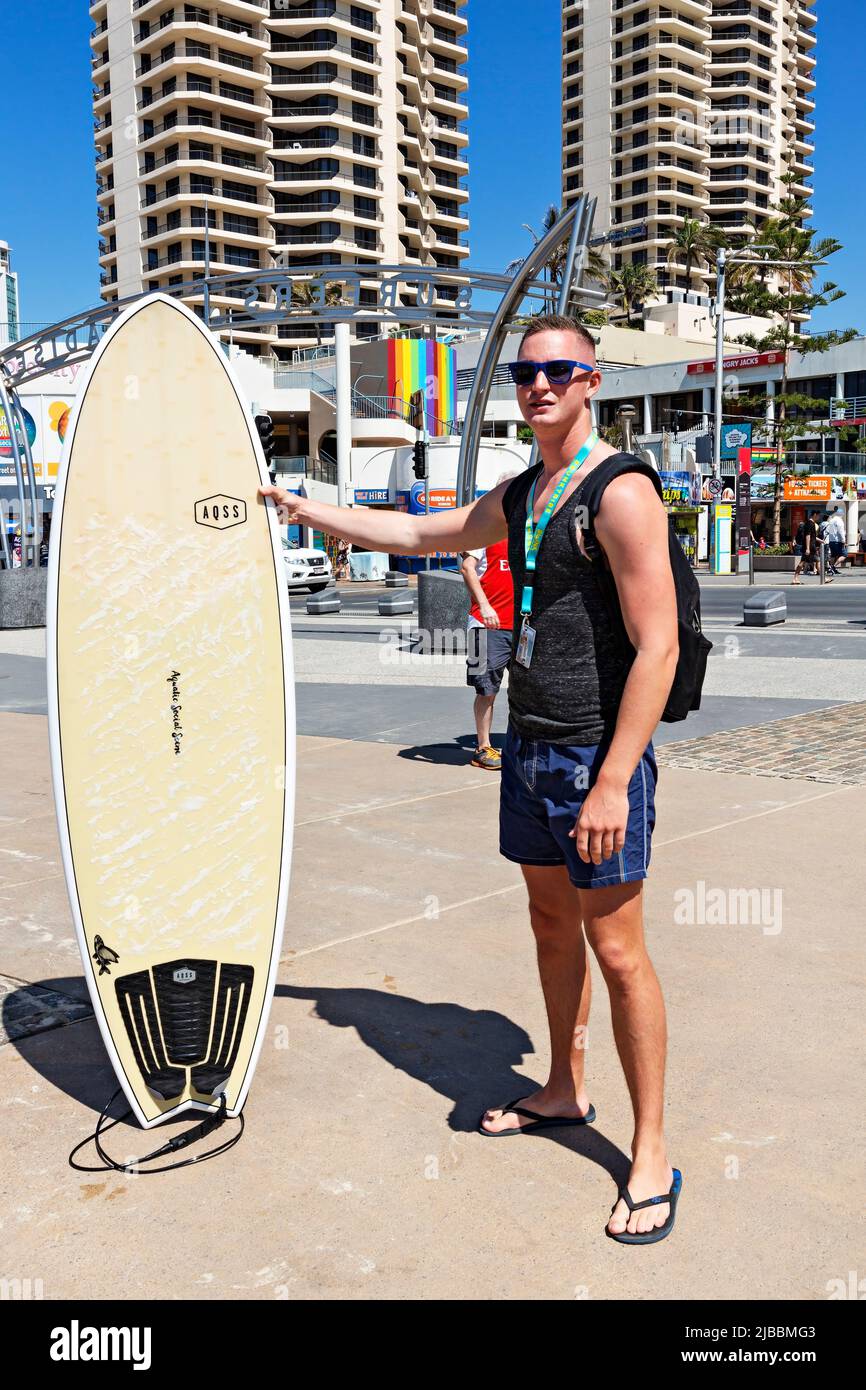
[91,0,469,358]
[562,0,816,292]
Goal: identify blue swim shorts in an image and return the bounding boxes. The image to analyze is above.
[499,721,657,888]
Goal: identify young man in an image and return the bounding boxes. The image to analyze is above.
[793,509,831,584]
[261,314,680,1242]
[460,469,522,771]
[823,508,847,574]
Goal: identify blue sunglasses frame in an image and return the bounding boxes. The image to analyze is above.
[506,358,597,386]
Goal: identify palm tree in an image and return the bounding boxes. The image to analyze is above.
[290,278,344,348]
[666,217,725,289]
[605,263,659,327]
[505,203,608,310]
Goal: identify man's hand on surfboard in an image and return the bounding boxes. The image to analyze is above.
[259,484,304,525]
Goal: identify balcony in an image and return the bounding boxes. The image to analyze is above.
[267,72,380,100]
[140,179,270,208]
[266,2,380,34]
[831,397,866,425]
[273,136,381,163]
[141,215,271,244]
[271,199,380,220]
[271,166,382,191]
[140,145,270,175]
[614,80,708,114]
[270,100,382,129]
[143,249,264,271]
[135,43,268,79]
[274,229,384,251]
[137,84,269,114]
[615,7,711,41]
[266,36,380,67]
[614,58,708,90]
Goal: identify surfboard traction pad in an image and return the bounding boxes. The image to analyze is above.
[52,296,292,1128]
[115,959,253,1102]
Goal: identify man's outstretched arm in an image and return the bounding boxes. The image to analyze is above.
[258,477,513,557]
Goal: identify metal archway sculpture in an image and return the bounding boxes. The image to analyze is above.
[0,201,603,566]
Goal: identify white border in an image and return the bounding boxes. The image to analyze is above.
[46,293,295,1130]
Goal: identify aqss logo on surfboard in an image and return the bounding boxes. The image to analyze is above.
[194,495,247,529]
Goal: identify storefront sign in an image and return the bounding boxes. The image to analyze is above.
[658,469,701,507]
[411,487,457,511]
[720,422,752,459]
[353,488,391,504]
[782,476,832,502]
[687,351,785,376]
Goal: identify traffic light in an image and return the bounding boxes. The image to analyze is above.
[412,439,428,480]
[254,412,275,462]
[254,413,276,482]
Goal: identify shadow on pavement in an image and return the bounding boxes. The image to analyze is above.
[275,983,630,1186]
[396,735,504,765]
[6,977,631,1196]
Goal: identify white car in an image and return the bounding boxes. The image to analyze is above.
[282,541,333,592]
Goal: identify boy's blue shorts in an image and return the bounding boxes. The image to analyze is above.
[499,721,657,888]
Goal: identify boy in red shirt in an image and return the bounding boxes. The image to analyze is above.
[460,512,517,769]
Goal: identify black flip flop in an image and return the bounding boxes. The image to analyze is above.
[605,1168,682,1244]
[478,1095,596,1137]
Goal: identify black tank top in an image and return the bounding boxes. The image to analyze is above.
[501,454,639,745]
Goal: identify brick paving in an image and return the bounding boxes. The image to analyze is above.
[657,700,866,784]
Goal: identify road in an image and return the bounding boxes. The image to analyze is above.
[287,571,866,626]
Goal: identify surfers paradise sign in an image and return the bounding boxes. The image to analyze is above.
[0,262,543,390]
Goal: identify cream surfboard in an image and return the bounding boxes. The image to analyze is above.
[46,293,294,1130]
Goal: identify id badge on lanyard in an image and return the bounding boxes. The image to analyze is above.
[516,431,598,670]
[515,614,536,669]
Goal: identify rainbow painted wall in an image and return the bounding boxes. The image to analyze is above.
[386,338,456,437]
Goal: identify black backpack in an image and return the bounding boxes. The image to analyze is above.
[576,454,712,723]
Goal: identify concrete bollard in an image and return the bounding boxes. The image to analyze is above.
[306,594,341,615]
[744,589,786,627]
[0,568,47,629]
[385,575,409,588]
[416,569,470,654]
[378,594,414,616]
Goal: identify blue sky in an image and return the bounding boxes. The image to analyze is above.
[0,1,862,335]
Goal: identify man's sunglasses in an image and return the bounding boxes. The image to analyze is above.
[506,359,596,387]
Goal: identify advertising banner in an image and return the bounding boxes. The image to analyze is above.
[782,476,832,502]
[658,470,701,507]
[721,422,753,459]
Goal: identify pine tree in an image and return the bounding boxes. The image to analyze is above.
[725,177,857,545]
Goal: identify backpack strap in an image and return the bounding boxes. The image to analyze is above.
[576,453,665,565]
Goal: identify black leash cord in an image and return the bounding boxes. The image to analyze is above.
[69,1089,244,1174]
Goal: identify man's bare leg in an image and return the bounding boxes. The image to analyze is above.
[579,881,673,1237]
[473,692,496,750]
[481,864,592,1132]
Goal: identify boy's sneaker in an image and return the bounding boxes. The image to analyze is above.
[471,745,501,771]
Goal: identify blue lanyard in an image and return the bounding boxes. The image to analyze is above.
[520,431,598,616]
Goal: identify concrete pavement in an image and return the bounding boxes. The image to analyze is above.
[1,642,864,1300]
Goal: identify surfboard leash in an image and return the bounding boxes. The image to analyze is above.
[69,1091,245,1174]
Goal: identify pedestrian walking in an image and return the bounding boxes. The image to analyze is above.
[793,510,828,583]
